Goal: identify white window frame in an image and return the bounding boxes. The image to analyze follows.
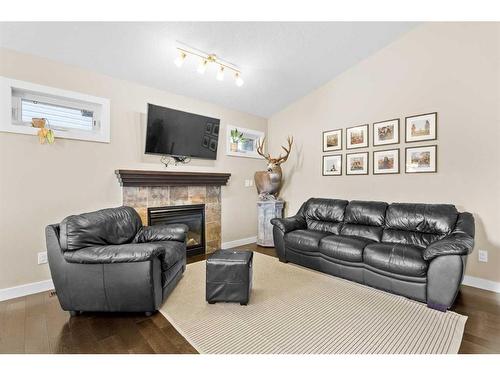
[1,76,110,143]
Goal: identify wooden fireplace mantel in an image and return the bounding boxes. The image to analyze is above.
[115,169,231,187]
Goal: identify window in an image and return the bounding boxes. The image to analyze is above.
[1,76,110,143]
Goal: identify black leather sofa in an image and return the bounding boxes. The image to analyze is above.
[271,198,475,311]
[45,206,188,316]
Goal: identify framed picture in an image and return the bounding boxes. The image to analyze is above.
[226,125,265,159]
[373,149,400,175]
[373,119,399,146]
[346,152,369,175]
[405,145,437,173]
[323,129,342,151]
[212,123,220,136]
[346,124,369,149]
[405,112,437,143]
[322,154,342,176]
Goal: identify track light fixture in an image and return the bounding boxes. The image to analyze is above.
[174,43,244,87]
[216,66,225,81]
[174,51,187,67]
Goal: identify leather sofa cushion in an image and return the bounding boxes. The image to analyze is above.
[285,229,330,252]
[134,224,188,243]
[364,243,428,277]
[319,235,374,263]
[304,198,348,234]
[385,203,458,235]
[344,200,388,226]
[60,206,142,251]
[341,224,383,242]
[382,229,441,248]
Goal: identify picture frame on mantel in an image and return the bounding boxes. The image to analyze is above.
[226,125,265,159]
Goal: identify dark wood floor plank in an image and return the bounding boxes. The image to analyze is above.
[0,243,499,354]
[24,293,50,353]
[1,297,26,353]
[136,319,180,353]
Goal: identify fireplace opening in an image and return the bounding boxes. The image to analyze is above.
[148,204,205,257]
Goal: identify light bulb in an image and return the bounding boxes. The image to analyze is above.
[216,66,225,81]
[174,51,186,67]
[197,59,208,74]
[235,72,244,87]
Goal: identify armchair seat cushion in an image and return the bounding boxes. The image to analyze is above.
[284,229,330,252]
[364,242,428,277]
[63,241,184,270]
[319,235,374,263]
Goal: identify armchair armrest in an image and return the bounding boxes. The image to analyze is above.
[134,223,188,243]
[63,243,167,264]
[423,212,475,261]
[271,215,306,234]
[423,233,474,261]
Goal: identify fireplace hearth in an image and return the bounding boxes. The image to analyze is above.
[148,204,206,256]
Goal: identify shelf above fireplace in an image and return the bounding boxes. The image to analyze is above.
[115,169,231,187]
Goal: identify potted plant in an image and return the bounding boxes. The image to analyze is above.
[230,128,243,152]
[32,118,55,144]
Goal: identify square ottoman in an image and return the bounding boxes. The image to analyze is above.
[206,249,253,305]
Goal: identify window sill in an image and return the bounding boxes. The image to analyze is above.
[0,123,110,143]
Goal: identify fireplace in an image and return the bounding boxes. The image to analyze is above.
[148,204,205,257]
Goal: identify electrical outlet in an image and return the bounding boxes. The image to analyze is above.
[478,249,488,263]
[38,251,48,265]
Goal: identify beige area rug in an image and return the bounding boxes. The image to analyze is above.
[160,252,467,354]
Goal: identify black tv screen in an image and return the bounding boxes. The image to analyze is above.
[145,104,220,160]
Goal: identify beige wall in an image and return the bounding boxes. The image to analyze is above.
[0,48,267,290]
[268,23,500,283]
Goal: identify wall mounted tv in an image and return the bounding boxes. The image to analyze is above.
[145,103,220,160]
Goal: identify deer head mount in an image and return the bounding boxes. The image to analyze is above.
[254,136,293,199]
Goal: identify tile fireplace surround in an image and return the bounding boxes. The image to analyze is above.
[116,170,231,254]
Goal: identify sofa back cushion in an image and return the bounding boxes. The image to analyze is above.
[382,203,458,248]
[60,206,142,251]
[304,198,348,234]
[340,200,387,242]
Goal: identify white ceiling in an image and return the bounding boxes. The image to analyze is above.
[0,22,418,117]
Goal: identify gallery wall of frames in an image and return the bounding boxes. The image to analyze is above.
[322,112,438,176]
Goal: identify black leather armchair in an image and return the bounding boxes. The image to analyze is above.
[271,198,475,311]
[46,206,188,316]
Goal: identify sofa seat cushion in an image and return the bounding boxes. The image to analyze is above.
[284,229,331,252]
[364,243,428,277]
[319,235,374,263]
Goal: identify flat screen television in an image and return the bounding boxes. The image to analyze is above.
[145,103,220,160]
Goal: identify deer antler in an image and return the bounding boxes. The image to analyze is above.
[256,137,271,161]
[276,136,294,164]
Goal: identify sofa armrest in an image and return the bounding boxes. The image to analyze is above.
[423,233,474,261]
[270,215,306,234]
[134,224,188,243]
[63,243,167,264]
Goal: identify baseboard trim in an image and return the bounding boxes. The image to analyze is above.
[221,236,257,249]
[1,259,496,302]
[462,275,500,293]
[0,279,54,302]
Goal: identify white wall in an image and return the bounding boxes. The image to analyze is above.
[268,23,500,284]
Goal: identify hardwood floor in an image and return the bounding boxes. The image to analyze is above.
[0,243,498,354]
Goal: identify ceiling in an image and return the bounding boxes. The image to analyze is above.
[0,22,418,117]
